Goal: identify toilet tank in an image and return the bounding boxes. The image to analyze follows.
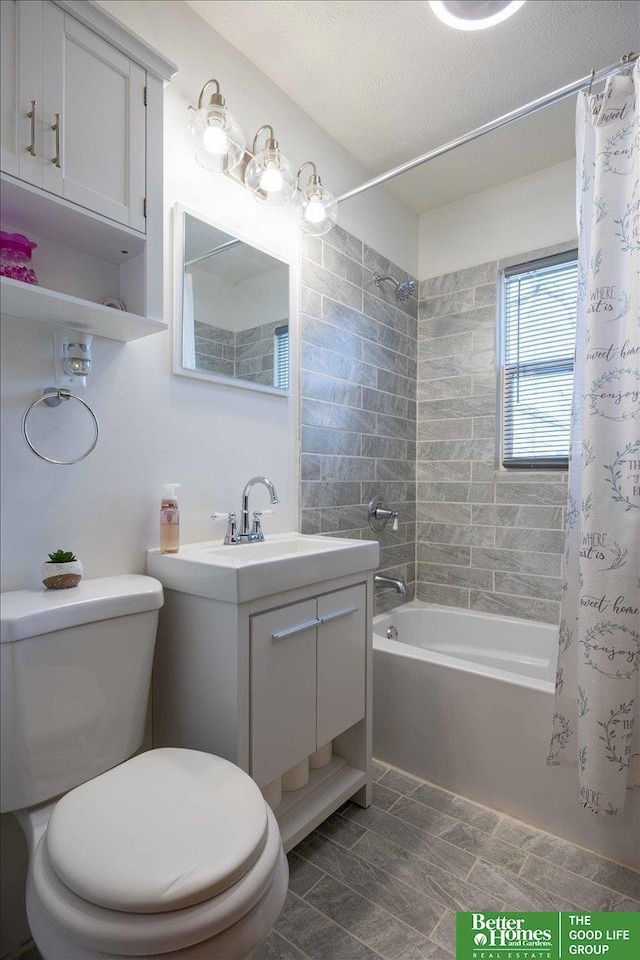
[0,575,163,813]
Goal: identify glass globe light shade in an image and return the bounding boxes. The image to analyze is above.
[188,103,246,172]
[245,147,296,207]
[299,183,338,236]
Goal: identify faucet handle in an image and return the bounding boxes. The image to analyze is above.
[211,511,238,545]
[251,509,273,538]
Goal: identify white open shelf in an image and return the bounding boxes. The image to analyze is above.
[0,276,167,342]
[1,173,145,264]
[276,756,367,852]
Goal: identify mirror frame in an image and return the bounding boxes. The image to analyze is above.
[172,203,295,397]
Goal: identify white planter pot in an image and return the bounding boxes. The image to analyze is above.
[41,560,83,589]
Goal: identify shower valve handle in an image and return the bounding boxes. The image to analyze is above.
[367,495,400,533]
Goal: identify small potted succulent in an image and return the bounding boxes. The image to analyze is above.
[41,549,83,590]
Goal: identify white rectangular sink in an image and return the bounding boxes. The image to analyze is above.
[147,533,379,602]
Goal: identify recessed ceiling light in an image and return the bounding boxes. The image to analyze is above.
[428,0,526,31]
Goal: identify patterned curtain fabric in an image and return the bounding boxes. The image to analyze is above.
[548,62,639,814]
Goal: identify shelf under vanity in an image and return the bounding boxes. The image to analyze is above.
[276,756,366,852]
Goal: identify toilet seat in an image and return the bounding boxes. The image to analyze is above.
[45,749,268,913]
[31,750,285,957]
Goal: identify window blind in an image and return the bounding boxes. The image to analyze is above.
[502,253,578,468]
[275,324,289,390]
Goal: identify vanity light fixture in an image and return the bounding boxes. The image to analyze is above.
[428,0,526,31]
[188,79,246,172]
[245,125,296,206]
[187,79,338,233]
[297,162,338,236]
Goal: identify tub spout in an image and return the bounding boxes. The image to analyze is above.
[374,574,407,596]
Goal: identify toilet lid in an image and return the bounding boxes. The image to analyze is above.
[45,749,269,913]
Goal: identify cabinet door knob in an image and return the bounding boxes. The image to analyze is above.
[319,605,359,625]
[51,113,61,167]
[271,617,321,641]
[26,100,36,156]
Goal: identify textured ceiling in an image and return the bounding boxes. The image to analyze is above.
[186,0,639,214]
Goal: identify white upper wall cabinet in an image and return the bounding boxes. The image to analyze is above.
[2,0,146,231]
[0,0,176,337]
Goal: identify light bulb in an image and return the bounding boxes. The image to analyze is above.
[304,196,326,223]
[298,179,337,235]
[260,166,284,192]
[245,143,296,206]
[203,123,228,155]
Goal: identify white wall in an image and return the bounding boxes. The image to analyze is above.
[100,0,419,277]
[0,0,418,595]
[192,264,289,332]
[419,158,577,279]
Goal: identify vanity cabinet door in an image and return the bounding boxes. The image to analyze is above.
[250,599,318,787]
[316,585,366,748]
[41,3,146,230]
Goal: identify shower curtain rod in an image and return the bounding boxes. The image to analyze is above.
[337,52,638,204]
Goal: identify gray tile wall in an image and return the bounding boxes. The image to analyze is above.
[235,320,279,387]
[194,320,234,377]
[416,242,575,624]
[300,225,418,614]
[194,319,282,386]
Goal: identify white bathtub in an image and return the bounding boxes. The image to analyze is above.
[373,601,639,868]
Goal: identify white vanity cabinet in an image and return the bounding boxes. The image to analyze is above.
[251,584,366,786]
[0,0,176,340]
[151,569,374,852]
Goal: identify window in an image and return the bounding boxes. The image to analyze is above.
[501,252,578,469]
[274,324,290,390]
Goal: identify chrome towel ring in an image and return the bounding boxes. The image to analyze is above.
[22,387,99,465]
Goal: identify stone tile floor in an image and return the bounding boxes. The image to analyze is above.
[14,760,640,960]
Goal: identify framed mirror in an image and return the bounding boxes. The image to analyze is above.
[173,206,292,395]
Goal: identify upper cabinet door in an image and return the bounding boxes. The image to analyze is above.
[41,3,146,231]
[1,0,43,184]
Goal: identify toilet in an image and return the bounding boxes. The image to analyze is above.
[0,575,288,960]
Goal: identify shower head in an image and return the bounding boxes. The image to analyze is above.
[374,273,416,302]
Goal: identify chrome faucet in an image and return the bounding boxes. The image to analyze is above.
[374,574,407,596]
[239,476,279,542]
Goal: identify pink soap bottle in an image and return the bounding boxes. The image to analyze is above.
[160,483,181,554]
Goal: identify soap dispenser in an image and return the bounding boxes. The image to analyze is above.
[160,483,181,554]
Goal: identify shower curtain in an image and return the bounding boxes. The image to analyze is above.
[548,61,639,814]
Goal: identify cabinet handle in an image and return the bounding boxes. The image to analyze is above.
[320,605,359,625]
[271,617,321,640]
[26,100,36,156]
[51,113,61,168]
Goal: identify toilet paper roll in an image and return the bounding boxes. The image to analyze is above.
[309,741,333,769]
[261,776,282,810]
[281,758,309,791]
